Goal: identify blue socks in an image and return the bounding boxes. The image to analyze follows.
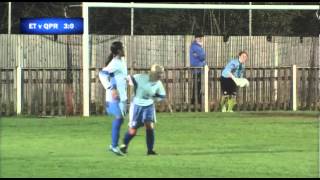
[146,129,154,152]
[111,118,123,148]
[124,131,135,146]
[121,128,155,152]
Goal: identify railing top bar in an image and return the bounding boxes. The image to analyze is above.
[0,66,318,71]
[20,68,82,70]
[297,67,320,69]
[0,68,14,70]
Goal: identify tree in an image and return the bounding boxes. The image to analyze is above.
[0,2,318,36]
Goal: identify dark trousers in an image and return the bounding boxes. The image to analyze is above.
[220,77,237,96]
[191,73,202,104]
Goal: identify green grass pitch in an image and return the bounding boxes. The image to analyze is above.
[0,112,319,178]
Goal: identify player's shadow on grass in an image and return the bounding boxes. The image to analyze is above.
[169,149,310,156]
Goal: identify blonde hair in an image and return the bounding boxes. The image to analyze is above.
[150,64,164,73]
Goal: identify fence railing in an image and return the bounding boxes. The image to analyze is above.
[0,66,319,116]
[21,68,83,116]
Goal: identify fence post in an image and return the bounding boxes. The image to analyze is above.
[82,4,90,117]
[91,36,96,109]
[204,65,209,112]
[16,35,23,115]
[292,64,297,111]
[185,35,191,104]
[274,42,278,102]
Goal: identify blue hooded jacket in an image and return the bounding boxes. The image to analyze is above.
[189,41,206,67]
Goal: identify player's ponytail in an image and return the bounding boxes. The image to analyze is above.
[105,41,125,66]
[105,53,114,66]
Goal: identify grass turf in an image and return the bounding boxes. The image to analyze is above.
[0,112,319,177]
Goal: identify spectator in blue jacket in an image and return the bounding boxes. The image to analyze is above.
[190,34,206,105]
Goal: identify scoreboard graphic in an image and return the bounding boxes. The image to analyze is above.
[20,18,83,34]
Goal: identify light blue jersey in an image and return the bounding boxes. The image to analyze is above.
[130,74,166,107]
[99,56,128,102]
[221,59,245,78]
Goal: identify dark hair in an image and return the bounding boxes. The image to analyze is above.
[238,50,248,57]
[195,34,204,38]
[105,41,124,66]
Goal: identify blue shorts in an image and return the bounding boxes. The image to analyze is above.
[105,101,127,118]
[129,104,156,129]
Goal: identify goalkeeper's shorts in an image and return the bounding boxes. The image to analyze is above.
[220,77,237,95]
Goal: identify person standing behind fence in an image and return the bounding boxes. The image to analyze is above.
[99,41,128,156]
[220,50,249,112]
[190,34,206,105]
[119,64,166,156]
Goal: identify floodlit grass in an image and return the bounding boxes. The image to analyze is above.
[0,112,319,178]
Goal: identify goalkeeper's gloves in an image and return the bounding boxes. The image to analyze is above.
[233,77,249,87]
[232,77,240,86]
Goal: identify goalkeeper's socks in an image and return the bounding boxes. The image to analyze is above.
[111,118,123,148]
[146,129,155,152]
[220,96,227,110]
[227,98,236,112]
[123,131,135,146]
[221,104,227,112]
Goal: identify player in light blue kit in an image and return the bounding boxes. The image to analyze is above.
[220,50,249,112]
[119,64,166,155]
[99,41,128,156]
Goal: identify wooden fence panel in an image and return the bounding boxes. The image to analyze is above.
[20,68,82,116]
[1,35,318,69]
[297,67,320,110]
[0,69,14,116]
[0,34,319,115]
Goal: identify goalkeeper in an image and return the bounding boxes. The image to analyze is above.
[119,64,166,156]
[220,50,249,112]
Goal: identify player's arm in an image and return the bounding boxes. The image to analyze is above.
[127,75,137,87]
[152,84,173,113]
[224,61,236,79]
[153,82,173,113]
[153,93,166,102]
[99,64,120,100]
[229,73,236,80]
[127,74,140,96]
[99,70,119,100]
[99,68,116,90]
[224,61,242,86]
[233,69,249,87]
[152,82,166,102]
[238,66,249,87]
